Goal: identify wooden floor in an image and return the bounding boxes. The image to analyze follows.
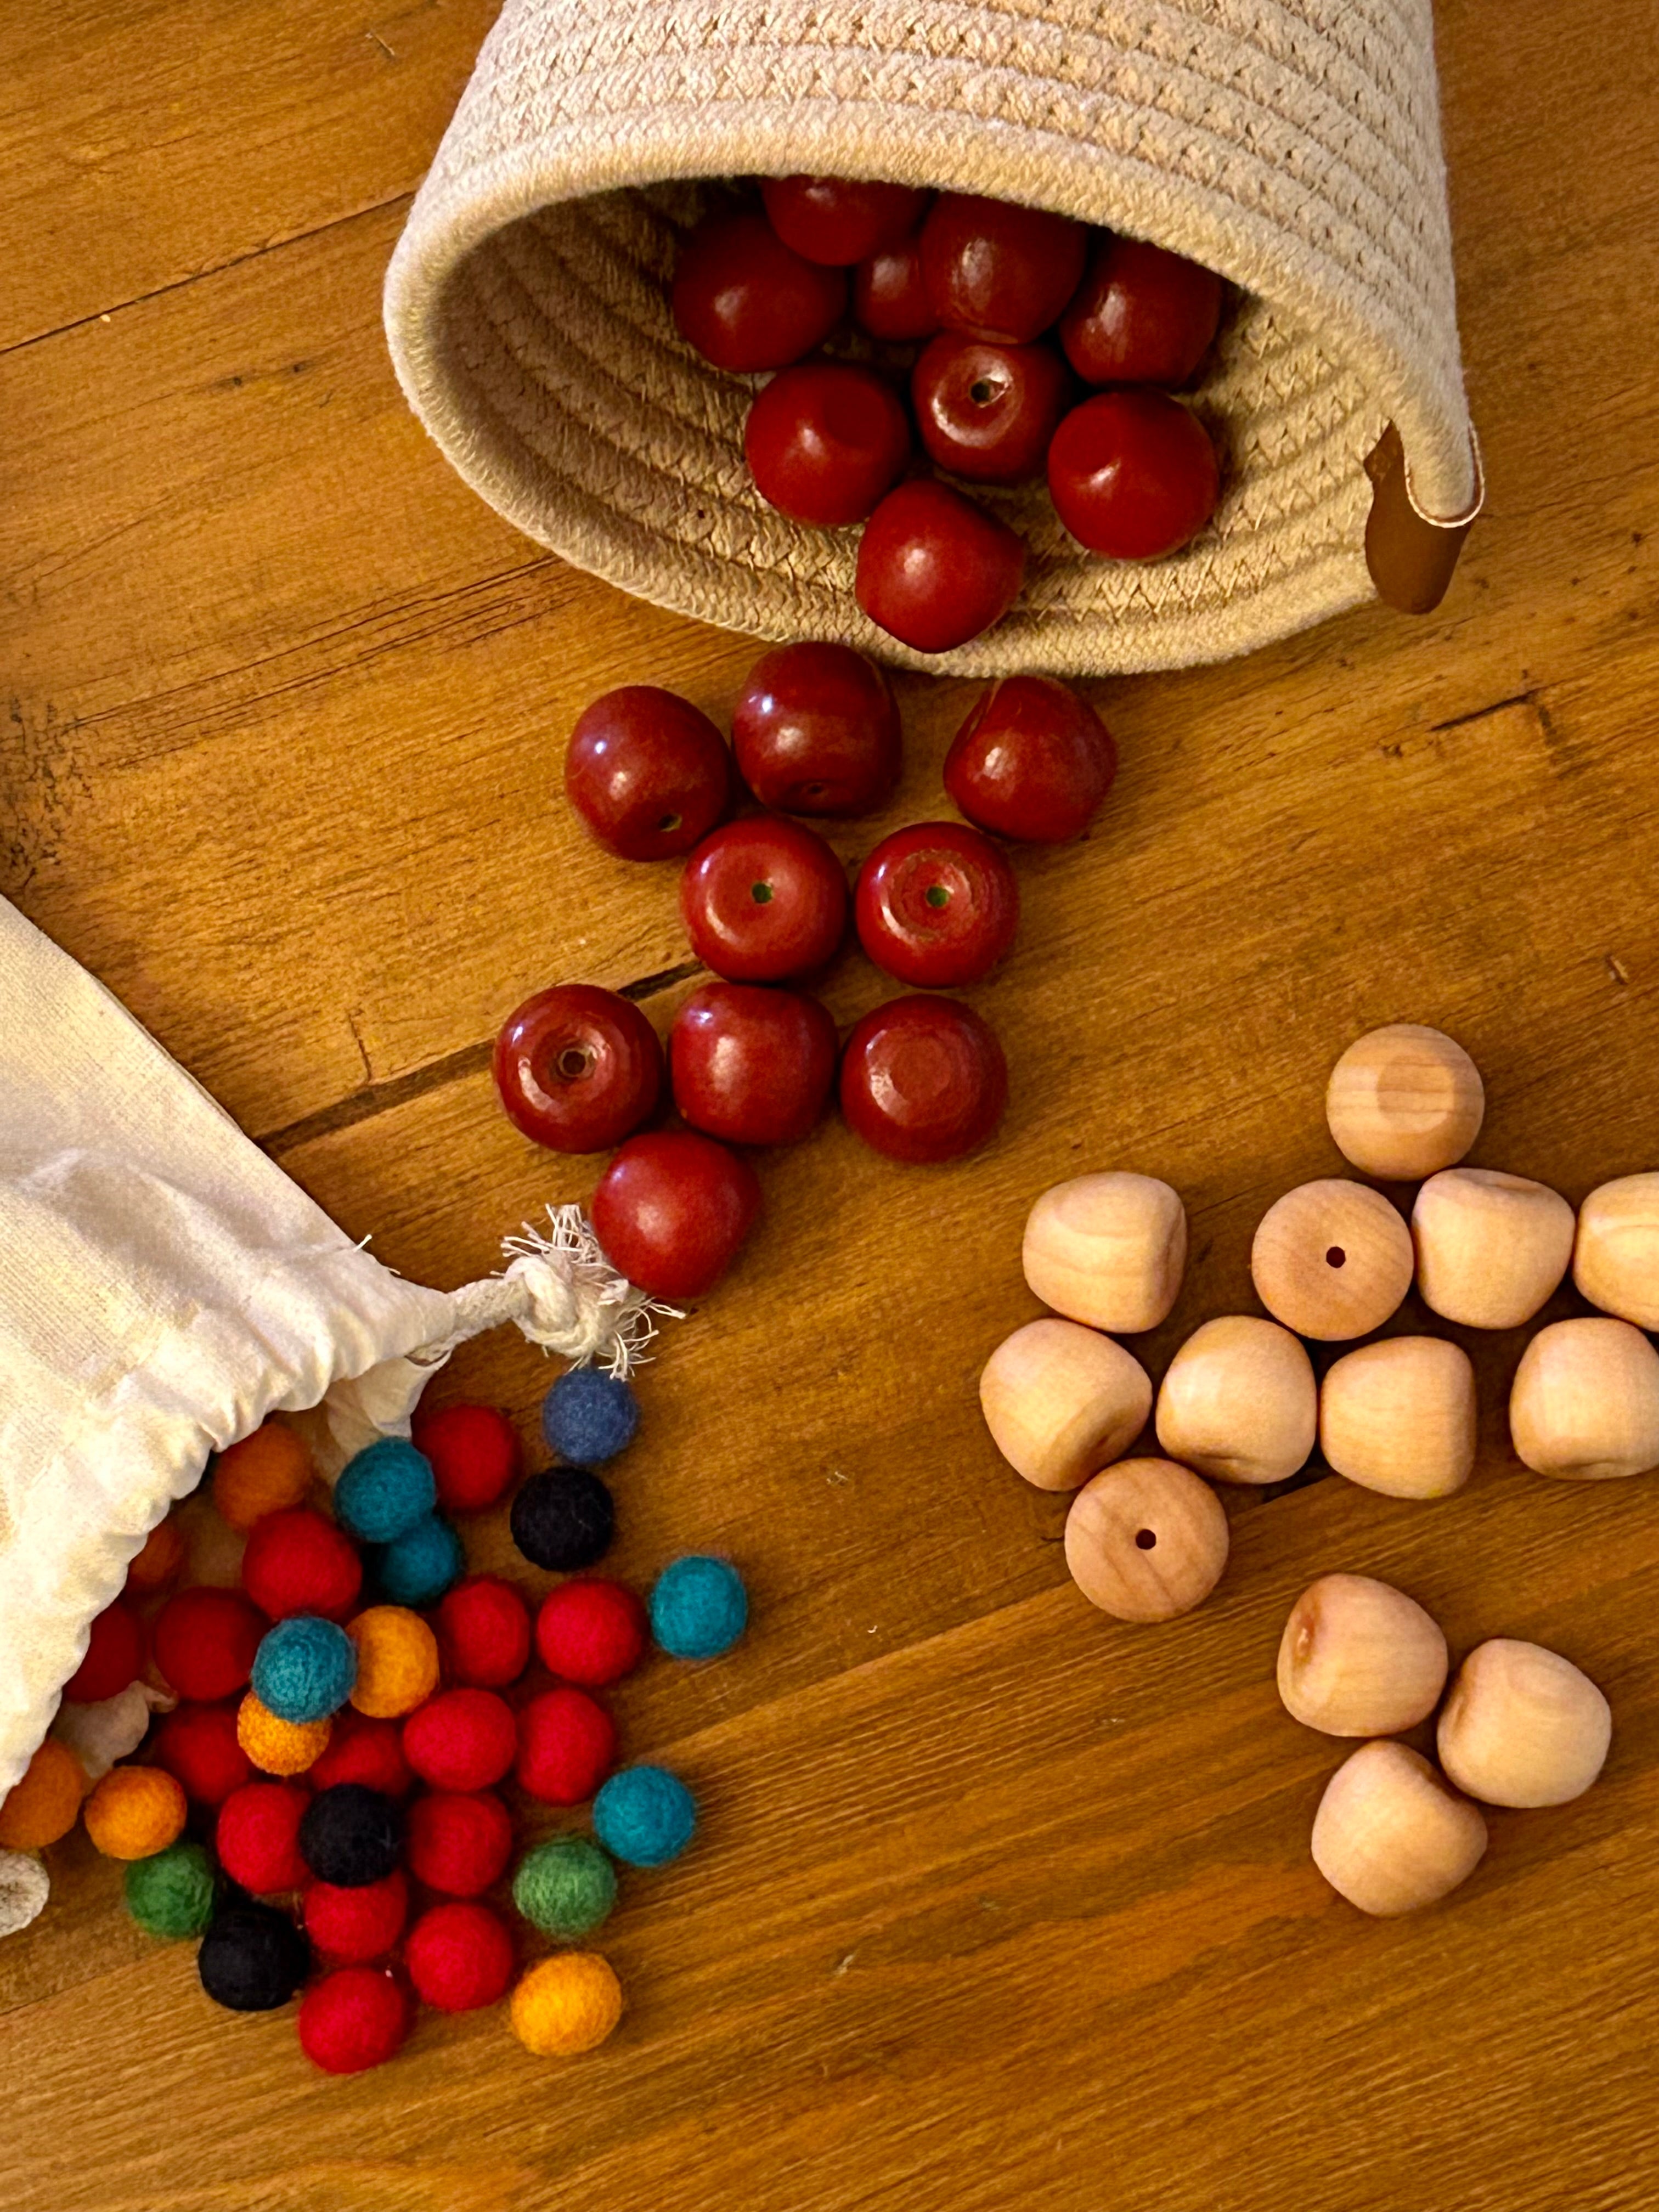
[3,3,1658,2206]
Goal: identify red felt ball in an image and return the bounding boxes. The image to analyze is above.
[433,1577,533,1690]
[215,1779,311,1892]
[515,1688,619,1807]
[307,1711,414,1799]
[240,1506,363,1622]
[405,1901,516,2013]
[153,1587,264,1702]
[64,1599,146,1704]
[404,1790,514,1898]
[410,1404,523,1514]
[402,1689,517,1793]
[304,1869,409,1963]
[154,1701,256,1807]
[297,1965,411,2075]
[534,1579,648,1689]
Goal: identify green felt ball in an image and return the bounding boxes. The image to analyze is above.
[512,1835,617,1940]
[125,1840,216,1939]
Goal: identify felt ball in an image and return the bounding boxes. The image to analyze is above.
[541,1368,641,1466]
[84,1765,187,1860]
[412,1402,522,1513]
[241,1507,363,1623]
[435,1576,533,1690]
[348,1607,440,1718]
[0,1848,50,1938]
[199,1900,309,2011]
[298,1965,410,2074]
[510,1469,616,1574]
[534,1579,647,1688]
[251,1616,358,1724]
[153,1702,255,1807]
[512,1835,617,1939]
[510,1951,623,2057]
[215,1780,311,1893]
[0,1740,86,1849]
[154,1587,264,1702]
[334,1438,437,1545]
[515,1689,618,1807]
[127,1517,188,1593]
[372,1514,464,1607]
[53,1680,159,1784]
[405,1790,512,1898]
[64,1599,147,1704]
[237,1692,331,1776]
[299,1784,404,1888]
[126,1839,216,1938]
[403,1689,517,1793]
[592,1765,697,1869]
[309,1712,414,1798]
[304,1868,409,1962]
[213,1423,313,1531]
[405,1900,515,2012]
[650,1555,748,1660]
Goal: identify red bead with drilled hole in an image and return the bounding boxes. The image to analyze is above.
[591,1131,763,1300]
[732,642,900,816]
[409,1403,521,1514]
[944,676,1118,842]
[911,335,1070,485]
[565,685,730,861]
[919,193,1087,345]
[1059,235,1223,387]
[744,363,911,527]
[840,995,1008,1163]
[855,480,1026,653]
[855,821,1019,987]
[669,982,839,1146]
[853,235,939,342]
[680,817,847,980]
[672,210,847,371]
[760,176,929,266]
[493,983,662,1154]
[1048,391,1220,560]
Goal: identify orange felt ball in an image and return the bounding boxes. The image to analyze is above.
[237,1692,331,1776]
[127,1518,188,1594]
[213,1423,313,1532]
[0,1740,87,1849]
[84,1765,187,1860]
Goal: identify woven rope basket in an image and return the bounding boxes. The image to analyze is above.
[385,0,1477,676]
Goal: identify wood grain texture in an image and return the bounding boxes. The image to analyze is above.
[2,0,1659,2205]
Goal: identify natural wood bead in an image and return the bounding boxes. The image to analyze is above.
[1324,1023,1485,1180]
[1318,1336,1476,1499]
[978,1318,1152,1492]
[1311,1740,1488,1917]
[1509,1316,1659,1480]
[1249,1179,1413,1341]
[1153,1316,1315,1486]
[1063,1457,1228,1623]
[1573,1172,1659,1329]
[1277,1572,1448,1736]
[1022,1172,1186,1335]
[1412,1167,1575,1329]
[1436,1638,1611,1807]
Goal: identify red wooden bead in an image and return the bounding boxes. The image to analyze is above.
[919,193,1087,344]
[672,210,847,371]
[744,363,911,527]
[855,821,1019,986]
[669,982,839,1146]
[1059,235,1223,386]
[839,995,1008,1163]
[493,983,663,1153]
[760,176,929,266]
[943,676,1118,842]
[731,642,900,817]
[680,817,848,981]
[565,685,730,861]
[911,334,1070,485]
[1048,391,1220,560]
[855,479,1026,654]
[853,235,940,342]
[591,1131,763,1301]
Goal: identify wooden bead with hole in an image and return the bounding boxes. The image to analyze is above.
[1022,1172,1186,1334]
[1311,1740,1488,1916]
[1573,1172,1659,1328]
[1062,1456,1228,1622]
[1412,1167,1575,1329]
[1436,1639,1611,1807]
[978,1317,1152,1491]
[1277,1572,1448,1736]
[1153,1316,1315,1486]
[1319,1336,1476,1499]
[1509,1315,1659,1480]
[1249,1180,1413,1341]
[1324,1022,1485,1180]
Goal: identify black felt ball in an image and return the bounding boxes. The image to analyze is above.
[198,1901,309,2012]
[298,1784,404,1887]
[510,1467,616,1572]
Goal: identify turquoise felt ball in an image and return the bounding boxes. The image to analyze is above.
[373,1514,464,1607]
[592,1764,697,1868]
[334,1438,437,1545]
[250,1615,357,1723]
[650,1555,747,1660]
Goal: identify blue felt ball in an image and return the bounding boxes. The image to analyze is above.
[334,1438,436,1545]
[541,1368,640,1466]
[372,1514,464,1607]
[250,1616,357,1724]
[592,1764,697,1868]
[650,1556,748,1661]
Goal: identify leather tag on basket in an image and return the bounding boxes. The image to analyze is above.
[1365,422,1485,615]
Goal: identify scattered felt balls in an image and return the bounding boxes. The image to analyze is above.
[152,1702,255,1807]
[237,1692,331,1777]
[513,1835,617,1940]
[251,1615,358,1724]
[63,1599,146,1705]
[534,1578,647,1688]
[541,1367,640,1465]
[215,1780,311,1893]
[515,1688,618,1807]
[304,1869,409,1963]
[373,1513,465,1607]
[412,1402,522,1513]
[84,1765,187,1860]
[592,1764,697,1869]
[299,1784,404,1888]
[511,1951,624,2057]
[347,1606,439,1718]
[405,1790,513,1898]
[198,1900,310,2012]
[405,1900,516,2013]
[153,1587,264,1702]
[511,1466,616,1573]
[403,1688,517,1793]
[298,1964,411,2074]
[213,1422,313,1531]
[434,1575,532,1689]
[126,1839,216,1939]
[309,1712,414,1798]
[334,1437,438,1545]
[0,1740,85,1849]
[241,1506,363,1622]
[650,1556,748,1660]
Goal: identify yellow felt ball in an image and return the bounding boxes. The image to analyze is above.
[347,1606,439,1718]
[510,1952,624,2057]
[212,1422,313,1532]
[237,1691,331,1776]
[0,1740,87,1849]
[83,1766,187,1861]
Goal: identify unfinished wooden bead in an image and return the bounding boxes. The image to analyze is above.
[1250,1180,1413,1341]
[979,1318,1152,1491]
[1436,1638,1611,1807]
[1573,1173,1659,1329]
[1324,1023,1485,1180]
[1278,1573,1448,1736]
[1023,1172,1186,1334]
[1063,1457,1228,1623]
[1311,1740,1487,1916]
[1319,1336,1476,1499]
[1509,1316,1659,1480]
[1412,1167,1575,1329]
[1153,1316,1315,1486]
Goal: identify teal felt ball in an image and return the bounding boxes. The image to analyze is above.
[649,1555,748,1660]
[251,1615,358,1723]
[126,1840,216,1939]
[373,1514,464,1607]
[592,1764,697,1868]
[512,1835,617,1938]
[334,1438,437,1545]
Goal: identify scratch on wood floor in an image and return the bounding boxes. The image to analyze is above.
[1606,953,1631,986]
[366,29,398,61]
